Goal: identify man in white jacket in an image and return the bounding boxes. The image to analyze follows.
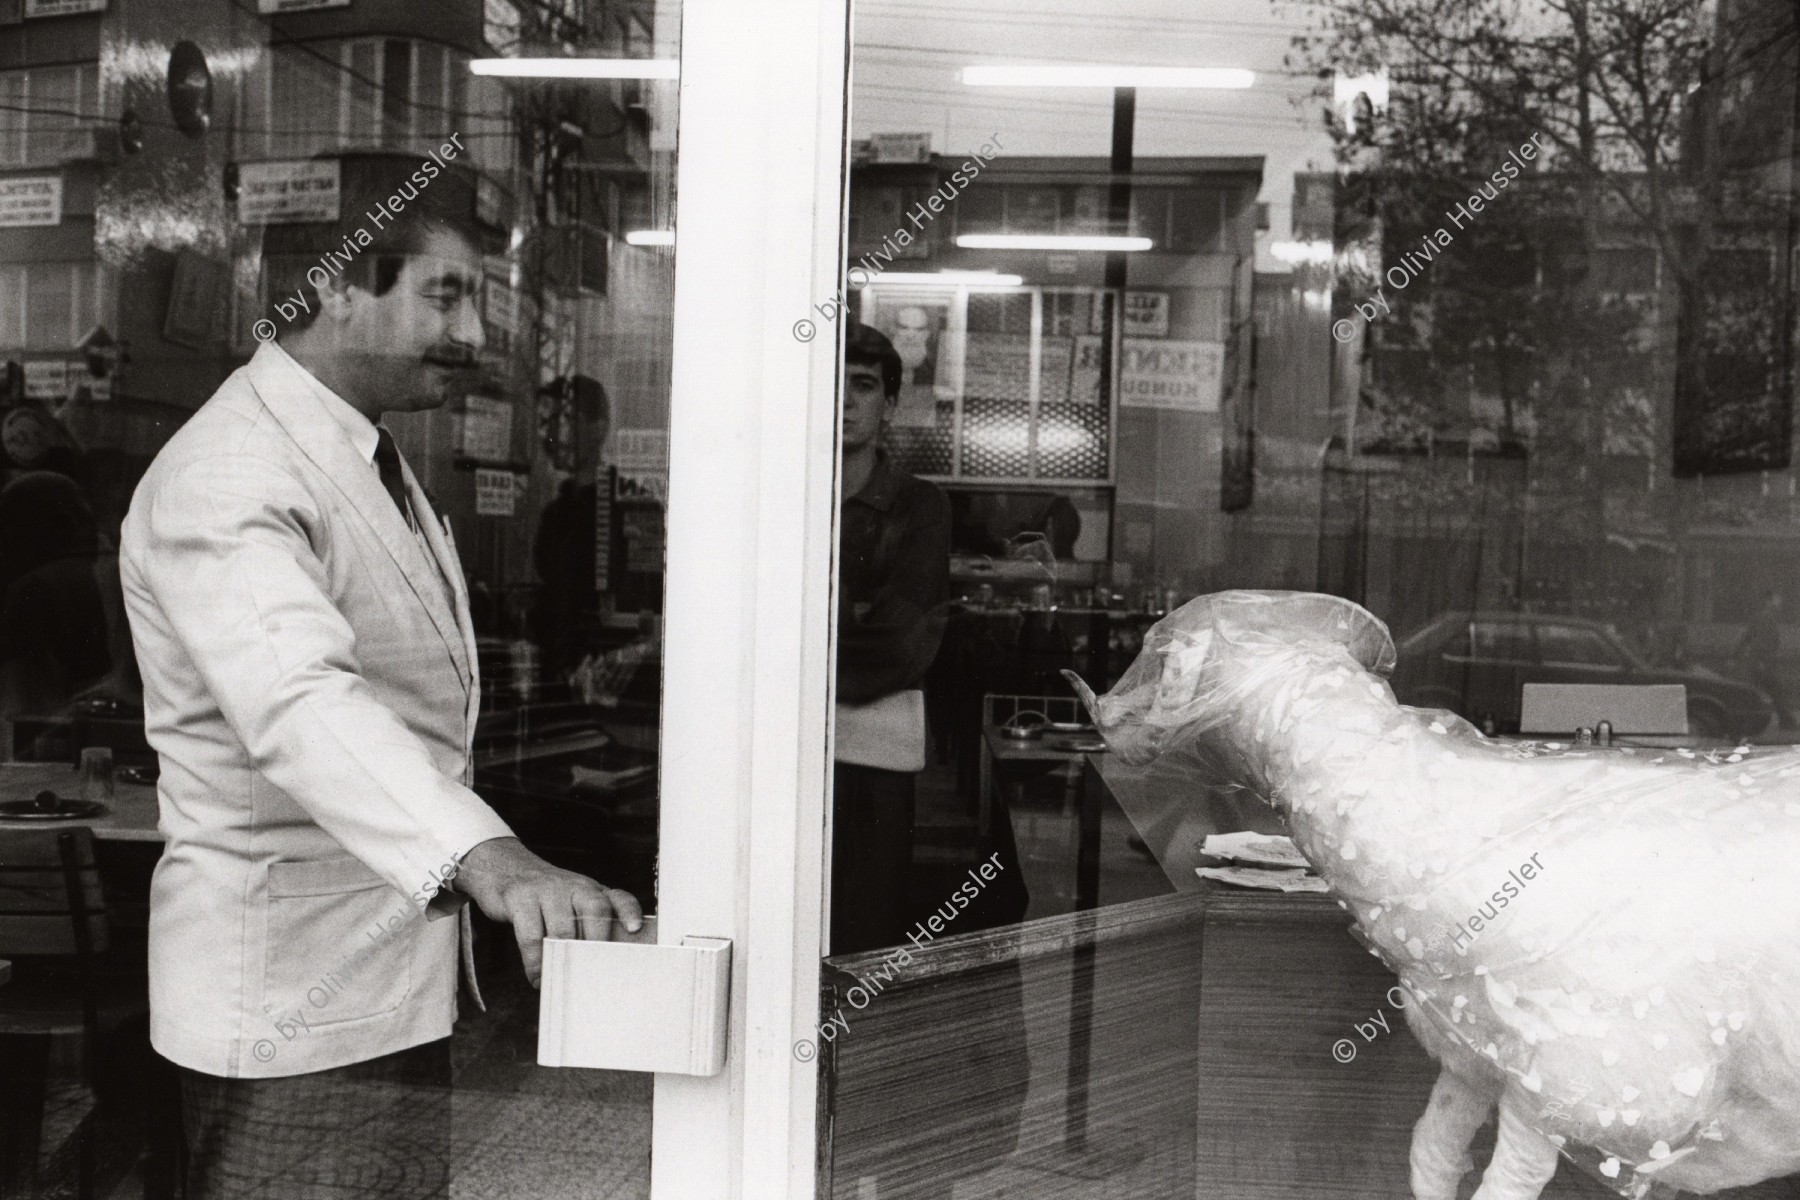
[120,152,641,1197]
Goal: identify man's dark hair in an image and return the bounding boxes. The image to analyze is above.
[260,150,504,330]
[845,320,903,400]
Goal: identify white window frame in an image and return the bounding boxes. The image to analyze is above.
[649,1,848,1197]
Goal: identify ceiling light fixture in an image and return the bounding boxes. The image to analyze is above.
[955,234,1152,252]
[470,58,679,80]
[961,65,1253,89]
[871,271,1025,286]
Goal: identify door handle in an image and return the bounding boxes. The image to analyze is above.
[537,917,732,1075]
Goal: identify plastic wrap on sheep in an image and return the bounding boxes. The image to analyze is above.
[1070,590,1800,1200]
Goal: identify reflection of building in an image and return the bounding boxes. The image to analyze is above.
[1241,11,1800,659]
[848,150,1262,591]
[0,0,673,629]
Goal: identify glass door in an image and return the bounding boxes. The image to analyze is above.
[0,0,848,1197]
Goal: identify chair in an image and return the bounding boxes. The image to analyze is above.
[0,827,146,1200]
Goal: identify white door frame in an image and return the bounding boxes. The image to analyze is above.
[651,2,849,1196]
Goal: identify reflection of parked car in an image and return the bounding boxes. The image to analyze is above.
[1392,612,1776,738]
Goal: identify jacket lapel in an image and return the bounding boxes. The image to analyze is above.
[240,345,472,688]
[402,460,481,704]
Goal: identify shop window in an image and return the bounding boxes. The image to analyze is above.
[1592,245,1660,296]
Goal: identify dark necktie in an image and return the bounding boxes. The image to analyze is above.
[373,426,411,527]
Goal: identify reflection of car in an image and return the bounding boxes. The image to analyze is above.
[1392,612,1777,738]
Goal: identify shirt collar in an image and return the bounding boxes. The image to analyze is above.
[265,340,381,467]
[850,450,903,513]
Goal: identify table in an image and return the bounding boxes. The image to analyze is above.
[0,763,161,842]
[978,724,1101,831]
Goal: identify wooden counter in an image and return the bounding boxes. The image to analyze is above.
[820,880,1800,1199]
[820,891,1206,1200]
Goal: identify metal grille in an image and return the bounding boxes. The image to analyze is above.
[888,403,955,476]
[959,399,1033,478]
[1034,402,1109,480]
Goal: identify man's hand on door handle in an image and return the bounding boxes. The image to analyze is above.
[456,836,645,987]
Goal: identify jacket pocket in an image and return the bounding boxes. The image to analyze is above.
[262,857,415,1027]
[268,856,388,898]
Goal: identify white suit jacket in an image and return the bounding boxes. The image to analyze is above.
[120,342,514,1078]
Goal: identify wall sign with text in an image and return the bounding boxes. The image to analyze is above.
[0,176,61,226]
[474,468,518,517]
[461,395,514,462]
[237,159,341,225]
[1119,339,1223,413]
[1124,291,1170,337]
[24,0,106,16]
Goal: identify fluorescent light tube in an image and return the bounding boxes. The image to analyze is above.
[470,58,680,80]
[624,230,675,246]
[961,65,1253,89]
[955,234,1152,252]
[1269,239,1334,264]
[871,271,1025,286]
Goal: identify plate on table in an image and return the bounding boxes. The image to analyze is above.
[1199,831,1310,869]
[0,792,107,820]
[1195,865,1329,893]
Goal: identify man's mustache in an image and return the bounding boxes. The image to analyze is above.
[421,345,478,369]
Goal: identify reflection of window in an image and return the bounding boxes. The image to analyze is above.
[0,65,101,166]
[1592,246,1659,296]
[1537,624,1622,668]
[0,262,109,351]
[1468,622,1532,660]
[246,39,505,174]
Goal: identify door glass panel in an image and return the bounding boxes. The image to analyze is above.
[825,0,1800,1198]
[0,3,678,1198]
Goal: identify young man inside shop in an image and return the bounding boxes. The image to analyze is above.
[120,152,642,1198]
[830,320,1031,1199]
[832,321,954,953]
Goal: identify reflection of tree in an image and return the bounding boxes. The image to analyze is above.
[1293,0,1799,616]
